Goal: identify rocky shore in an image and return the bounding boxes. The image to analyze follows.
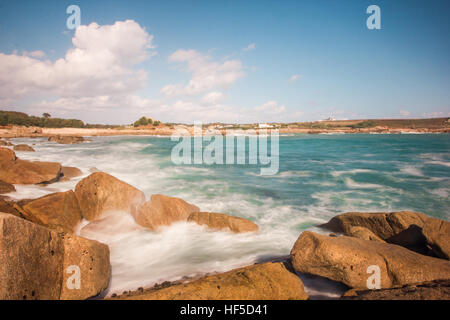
[0,139,449,300]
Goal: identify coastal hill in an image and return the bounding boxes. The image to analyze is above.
[0,110,448,138]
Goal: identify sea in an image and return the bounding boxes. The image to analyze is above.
[6,133,450,298]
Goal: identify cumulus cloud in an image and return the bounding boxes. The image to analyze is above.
[254,101,286,114]
[161,49,244,97]
[201,91,225,104]
[0,20,155,101]
[243,43,256,51]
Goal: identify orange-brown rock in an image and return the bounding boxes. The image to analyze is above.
[19,191,82,233]
[60,166,83,181]
[48,135,85,144]
[345,226,385,242]
[422,219,450,260]
[132,194,199,230]
[0,198,23,218]
[0,158,62,184]
[0,213,64,299]
[290,231,450,289]
[113,262,308,300]
[187,211,258,233]
[60,233,110,300]
[13,144,35,152]
[75,172,145,221]
[342,279,450,300]
[0,147,16,162]
[0,180,15,194]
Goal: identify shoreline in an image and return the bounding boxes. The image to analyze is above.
[0,125,449,139]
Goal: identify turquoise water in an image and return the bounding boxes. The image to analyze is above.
[10,133,450,295]
[133,133,450,220]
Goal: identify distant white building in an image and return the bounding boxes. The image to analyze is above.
[258,123,274,129]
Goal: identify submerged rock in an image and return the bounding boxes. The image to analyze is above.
[112,262,308,300]
[0,213,110,300]
[13,144,35,152]
[132,194,199,230]
[48,135,85,144]
[60,166,83,181]
[290,231,450,289]
[75,172,145,221]
[18,190,83,233]
[187,211,259,233]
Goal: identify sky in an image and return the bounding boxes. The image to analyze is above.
[0,0,449,124]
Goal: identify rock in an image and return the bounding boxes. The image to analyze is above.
[0,158,62,184]
[19,191,83,233]
[0,140,13,146]
[0,213,111,300]
[0,213,64,299]
[422,219,450,260]
[0,180,15,194]
[61,166,83,181]
[132,194,199,230]
[75,172,146,221]
[341,279,450,300]
[320,211,430,253]
[0,198,23,218]
[13,144,35,152]
[88,167,99,173]
[345,226,385,242]
[60,233,110,300]
[290,231,450,289]
[187,211,258,233]
[112,262,308,300]
[0,147,16,162]
[48,135,85,144]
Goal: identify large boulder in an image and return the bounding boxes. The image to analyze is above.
[0,213,111,300]
[75,172,145,221]
[342,279,450,300]
[0,213,64,299]
[0,159,62,184]
[0,180,15,194]
[13,144,35,152]
[422,219,450,260]
[290,231,450,289]
[112,262,308,300]
[0,147,16,162]
[19,191,83,233]
[48,136,85,144]
[0,199,23,218]
[60,233,110,300]
[131,194,199,230]
[187,211,259,233]
[60,166,83,181]
[320,211,435,254]
[345,226,385,243]
[0,148,62,184]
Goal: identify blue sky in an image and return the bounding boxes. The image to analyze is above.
[0,0,449,124]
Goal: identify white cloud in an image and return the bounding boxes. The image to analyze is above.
[161,49,244,97]
[0,20,154,100]
[399,110,411,117]
[254,101,286,114]
[243,43,256,51]
[289,74,300,82]
[201,91,225,104]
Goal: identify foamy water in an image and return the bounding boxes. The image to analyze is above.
[4,134,450,297]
